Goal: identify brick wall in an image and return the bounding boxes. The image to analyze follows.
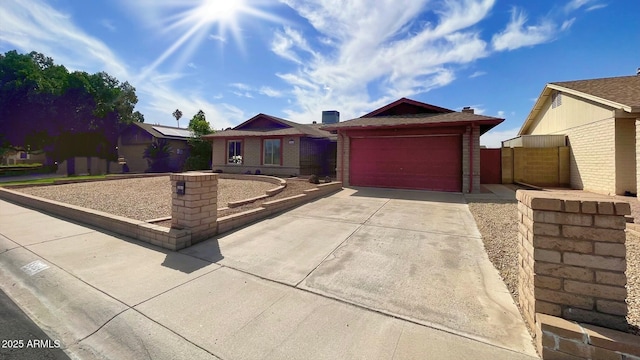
[563,118,616,195]
[615,119,636,194]
[502,147,570,187]
[535,313,640,359]
[516,190,630,332]
[337,133,350,186]
[462,129,469,193]
[514,147,568,186]
[502,147,514,184]
[473,126,480,192]
[637,119,640,197]
[171,173,218,244]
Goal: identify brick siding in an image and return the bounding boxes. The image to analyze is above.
[563,118,616,194]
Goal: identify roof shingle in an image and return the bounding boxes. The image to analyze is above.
[552,75,640,108]
[203,113,334,139]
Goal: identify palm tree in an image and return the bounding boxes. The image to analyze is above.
[173,109,183,128]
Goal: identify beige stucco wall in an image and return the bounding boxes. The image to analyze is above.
[615,118,636,194]
[527,92,615,135]
[211,137,301,176]
[118,144,147,173]
[283,137,300,168]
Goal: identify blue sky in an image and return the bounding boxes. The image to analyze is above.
[1,0,638,147]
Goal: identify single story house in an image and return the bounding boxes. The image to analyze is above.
[203,113,337,177]
[117,122,191,173]
[322,98,503,192]
[517,75,640,195]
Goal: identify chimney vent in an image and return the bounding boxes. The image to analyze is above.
[462,107,474,114]
[322,110,340,124]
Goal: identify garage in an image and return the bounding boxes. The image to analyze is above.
[349,135,462,191]
[322,97,504,193]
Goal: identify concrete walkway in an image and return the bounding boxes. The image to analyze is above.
[0,188,538,360]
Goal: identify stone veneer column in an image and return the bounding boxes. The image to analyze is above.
[516,190,630,331]
[171,173,218,244]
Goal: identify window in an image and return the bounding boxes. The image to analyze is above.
[263,139,281,165]
[228,140,242,164]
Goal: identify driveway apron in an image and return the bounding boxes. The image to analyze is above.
[185,187,536,356]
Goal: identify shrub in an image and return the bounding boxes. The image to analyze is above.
[309,174,320,184]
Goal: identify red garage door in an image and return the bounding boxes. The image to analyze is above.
[350,135,462,191]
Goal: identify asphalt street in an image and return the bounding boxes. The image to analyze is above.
[0,289,70,360]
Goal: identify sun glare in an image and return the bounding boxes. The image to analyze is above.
[138,0,284,81]
[199,0,245,22]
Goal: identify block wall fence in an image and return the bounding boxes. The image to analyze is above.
[516,189,640,359]
[0,173,342,251]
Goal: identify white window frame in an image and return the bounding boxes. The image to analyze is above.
[263,139,281,166]
[228,140,243,164]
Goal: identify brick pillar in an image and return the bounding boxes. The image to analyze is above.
[171,173,218,244]
[472,125,480,193]
[462,127,470,193]
[517,190,630,331]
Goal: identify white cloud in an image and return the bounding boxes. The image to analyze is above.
[259,86,283,98]
[565,0,606,12]
[231,91,254,98]
[565,0,592,12]
[229,82,253,91]
[492,8,556,51]
[271,26,317,65]
[209,34,227,43]
[273,0,496,122]
[586,4,607,11]
[560,18,576,31]
[497,110,506,118]
[469,70,487,78]
[480,127,520,148]
[101,19,116,32]
[0,0,244,129]
[187,62,196,69]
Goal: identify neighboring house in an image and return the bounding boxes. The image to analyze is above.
[203,113,337,177]
[117,122,191,173]
[322,98,503,192]
[1,149,45,165]
[517,75,640,195]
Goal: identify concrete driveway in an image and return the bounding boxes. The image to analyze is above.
[0,188,538,359]
[183,187,536,356]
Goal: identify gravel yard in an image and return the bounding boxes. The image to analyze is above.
[17,176,281,221]
[468,200,640,335]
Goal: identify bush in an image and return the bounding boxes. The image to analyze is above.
[308,174,320,184]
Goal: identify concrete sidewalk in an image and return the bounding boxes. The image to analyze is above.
[0,195,538,360]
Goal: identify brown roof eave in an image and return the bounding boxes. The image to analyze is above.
[202,132,309,139]
[322,119,503,132]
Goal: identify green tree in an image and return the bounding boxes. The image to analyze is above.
[0,50,144,165]
[173,109,183,128]
[185,109,214,170]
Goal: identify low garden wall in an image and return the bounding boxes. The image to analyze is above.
[516,189,639,359]
[0,173,342,251]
